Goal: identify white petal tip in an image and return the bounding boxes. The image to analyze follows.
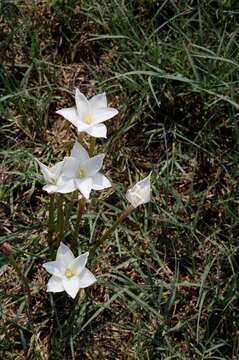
[68,293,77,299]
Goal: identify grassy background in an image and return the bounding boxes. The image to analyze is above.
[1,0,239,359]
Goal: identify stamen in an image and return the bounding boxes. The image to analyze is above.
[77,167,86,178]
[83,114,92,124]
[64,269,74,278]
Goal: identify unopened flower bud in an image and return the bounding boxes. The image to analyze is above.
[126,173,152,208]
[0,243,13,257]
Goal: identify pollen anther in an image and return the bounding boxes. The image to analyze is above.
[83,114,92,124]
[77,167,86,177]
[65,269,74,278]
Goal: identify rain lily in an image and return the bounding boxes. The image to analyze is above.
[43,242,96,298]
[56,89,118,138]
[37,159,63,194]
[36,159,76,194]
[126,173,151,208]
[59,141,111,199]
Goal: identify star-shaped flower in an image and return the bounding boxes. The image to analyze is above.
[59,141,111,199]
[56,89,118,138]
[126,173,151,208]
[43,242,96,299]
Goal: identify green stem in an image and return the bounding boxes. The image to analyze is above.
[48,194,55,248]
[57,194,64,243]
[89,137,96,157]
[90,205,134,258]
[72,197,86,250]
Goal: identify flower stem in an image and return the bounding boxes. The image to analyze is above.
[48,194,55,248]
[57,194,64,243]
[89,137,96,157]
[90,205,134,258]
[72,197,86,250]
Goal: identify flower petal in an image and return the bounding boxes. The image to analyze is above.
[36,159,53,181]
[50,161,64,177]
[56,242,75,267]
[89,93,107,110]
[47,275,64,293]
[43,261,63,277]
[76,121,91,133]
[42,184,58,194]
[126,173,151,208]
[92,107,118,125]
[61,157,81,178]
[86,124,107,138]
[83,155,104,177]
[56,178,77,194]
[70,252,89,275]
[71,142,89,162]
[75,177,93,199]
[62,276,81,298]
[56,107,79,127]
[91,173,111,190]
[78,268,97,288]
[75,89,89,117]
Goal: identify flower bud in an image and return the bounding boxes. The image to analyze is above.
[126,173,151,208]
[0,243,13,257]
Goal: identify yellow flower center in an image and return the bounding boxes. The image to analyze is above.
[76,167,86,178]
[83,113,92,124]
[64,269,74,278]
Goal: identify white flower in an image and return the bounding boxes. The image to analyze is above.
[43,242,96,299]
[36,159,76,194]
[126,173,151,208]
[37,159,63,194]
[56,89,118,138]
[59,141,111,199]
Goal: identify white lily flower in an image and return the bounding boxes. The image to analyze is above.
[126,173,152,208]
[36,159,76,194]
[56,89,118,138]
[36,159,63,194]
[43,242,96,299]
[60,141,111,199]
